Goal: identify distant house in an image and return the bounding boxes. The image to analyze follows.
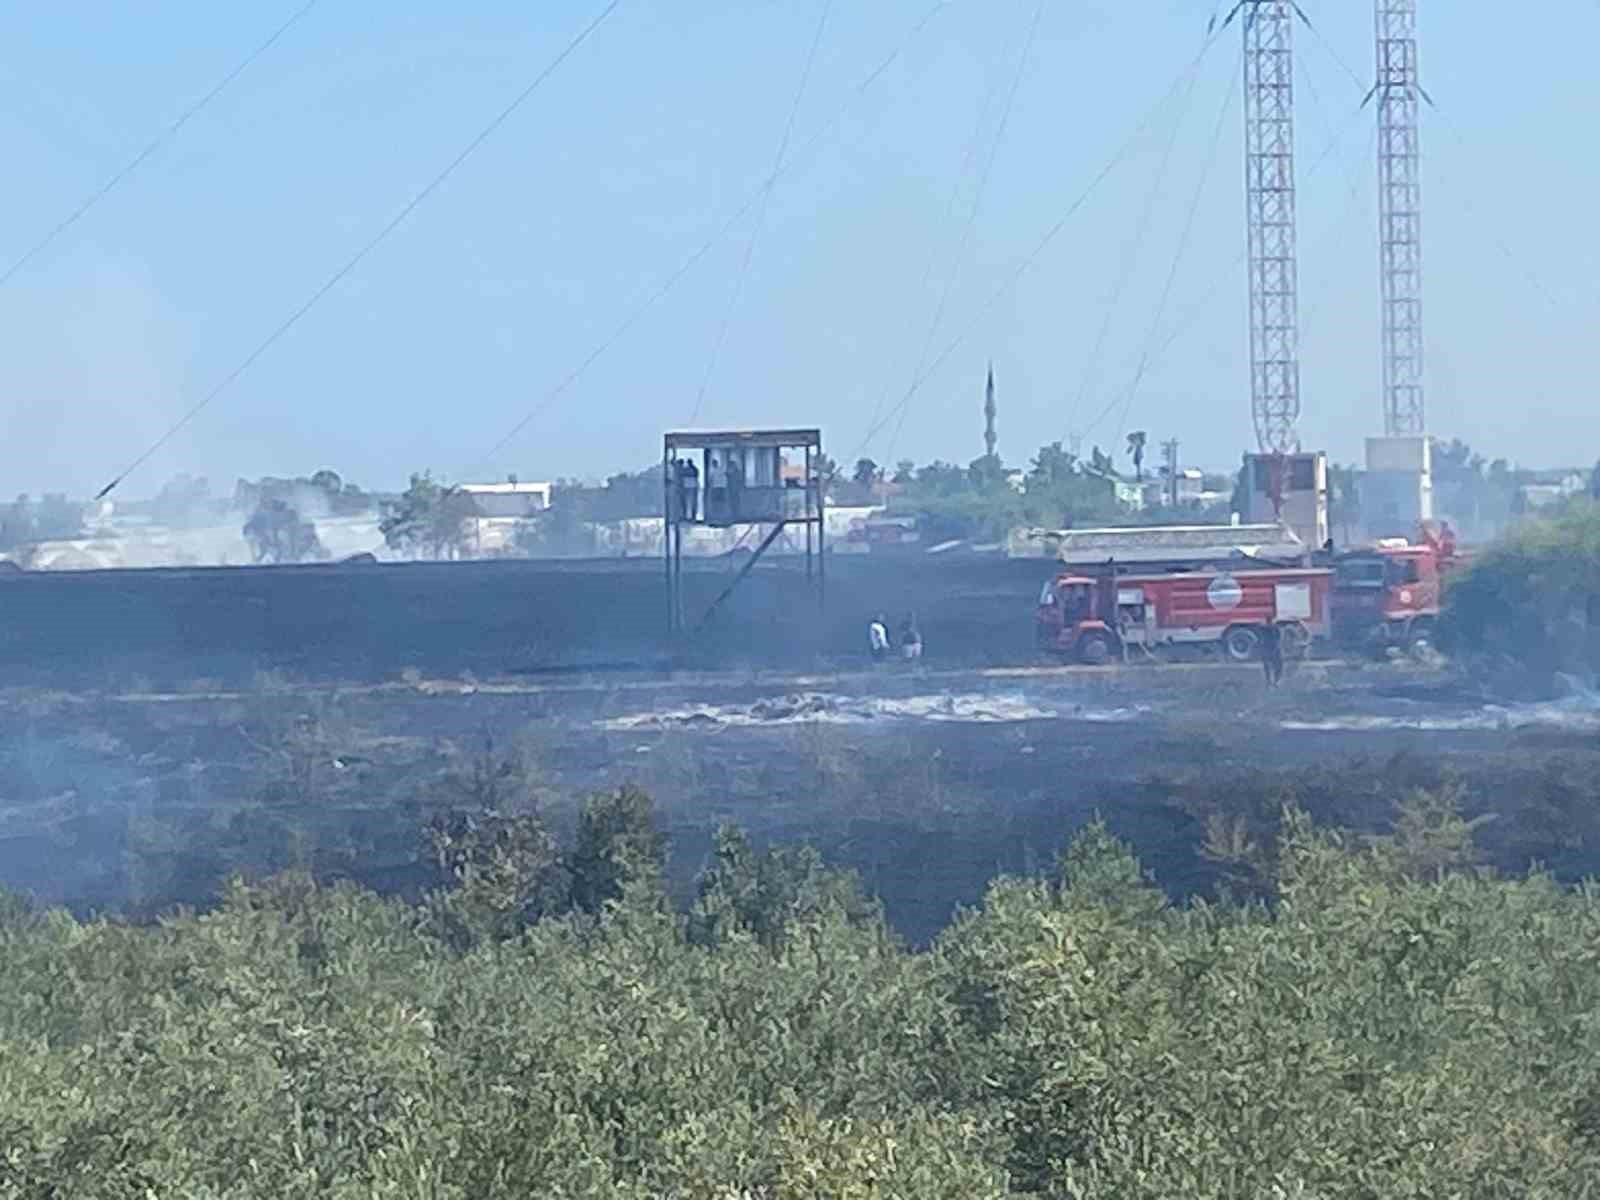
[459,480,553,517]
[1112,477,1145,511]
[459,480,553,555]
[1144,468,1205,509]
[1517,471,1587,512]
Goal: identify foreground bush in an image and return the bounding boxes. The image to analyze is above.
[3,808,1599,1197]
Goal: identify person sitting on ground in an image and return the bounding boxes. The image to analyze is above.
[899,613,922,661]
[869,614,891,662]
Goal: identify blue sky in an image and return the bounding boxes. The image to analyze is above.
[1,1,1596,500]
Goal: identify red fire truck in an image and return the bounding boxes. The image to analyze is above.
[1037,566,1334,665]
[1331,523,1465,655]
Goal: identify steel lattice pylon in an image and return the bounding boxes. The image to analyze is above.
[1376,0,1425,436]
[1242,2,1301,455]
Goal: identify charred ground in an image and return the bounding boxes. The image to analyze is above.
[4,660,1596,944]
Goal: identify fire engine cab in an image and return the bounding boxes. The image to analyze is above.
[1332,523,1464,655]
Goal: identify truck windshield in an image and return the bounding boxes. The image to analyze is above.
[1387,558,1422,586]
[1335,558,1386,589]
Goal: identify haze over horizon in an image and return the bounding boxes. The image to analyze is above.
[2,1,1596,501]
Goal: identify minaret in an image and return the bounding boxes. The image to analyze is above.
[984,363,997,460]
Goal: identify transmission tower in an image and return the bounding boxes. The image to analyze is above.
[1241,2,1302,454]
[1376,0,1425,436]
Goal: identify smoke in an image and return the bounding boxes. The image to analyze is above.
[0,262,188,498]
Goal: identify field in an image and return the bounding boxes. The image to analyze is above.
[6,654,1598,943]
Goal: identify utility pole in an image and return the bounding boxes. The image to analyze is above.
[1161,438,1180,508]
[1241,1,1302,454]
[1376,0,1425,435]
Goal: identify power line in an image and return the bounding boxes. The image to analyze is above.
[1087,91,1373,440]
[1,0,323,289]
[687,0,835,426]
[94,0,626,502]
[1112,49,1239,444]
[1068,21,1213,445]
[853,16,1237,460]
[881,0,1044,466]
[859,1,1019,446]
[480,0,960,468]
[1296,14,1571,328]
[1297,121,1377,337]
[1084,45,1239,444]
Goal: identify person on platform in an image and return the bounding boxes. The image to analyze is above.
[869,614,891,662]
[707,452,727,521]
[681,457,700,521]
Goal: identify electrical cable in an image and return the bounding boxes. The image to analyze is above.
[1297,43,1367,219]
[1297,121,1377,338]
[94,0,626,502]
[880,0,1044,467]
[1067,23,1210,448]
[1298,15,1571,319]
[479,0,960,469]
[2,0,323,289]
[850,14,1237,463]
[859,0,1018,445]
[1088,46,1239,445]
[687,0,835,426]
[1086,92,1372,434]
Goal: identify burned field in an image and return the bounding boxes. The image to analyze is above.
[4,660,1597,943]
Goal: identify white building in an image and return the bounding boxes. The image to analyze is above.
[460,480,553,555]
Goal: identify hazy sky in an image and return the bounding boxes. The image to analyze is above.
[2,2,1596,500]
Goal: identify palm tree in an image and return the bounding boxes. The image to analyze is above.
[1126,431,1147,481]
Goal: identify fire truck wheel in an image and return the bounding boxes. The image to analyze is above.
[1222,625,1260,663]
[1077,632,1115,666]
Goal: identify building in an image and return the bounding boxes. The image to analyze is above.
[460,480,553,517]
[1518,473,1587,512]
[1241,452,1329,551]
[1144,468,1206,509]
[1362,436,1433,539]
[460,479,553,555]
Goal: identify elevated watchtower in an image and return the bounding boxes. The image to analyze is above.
[662,428,825,635]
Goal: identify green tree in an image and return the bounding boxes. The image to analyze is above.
[379,472,480,559]
[242,498,325,564]
[1126,430,1147,481]
[566,785,668,914]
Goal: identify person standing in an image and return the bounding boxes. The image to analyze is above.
[707,452,727,521]
[869,614,891,662]
[898,613,922,662]
[1260,621,1284,687]
[681,456,700,521]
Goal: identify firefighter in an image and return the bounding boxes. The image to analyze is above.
[1260,621,1284,687]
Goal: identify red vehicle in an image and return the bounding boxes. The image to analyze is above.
[1037,566,1334,665]
[1332,524,1466,655]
